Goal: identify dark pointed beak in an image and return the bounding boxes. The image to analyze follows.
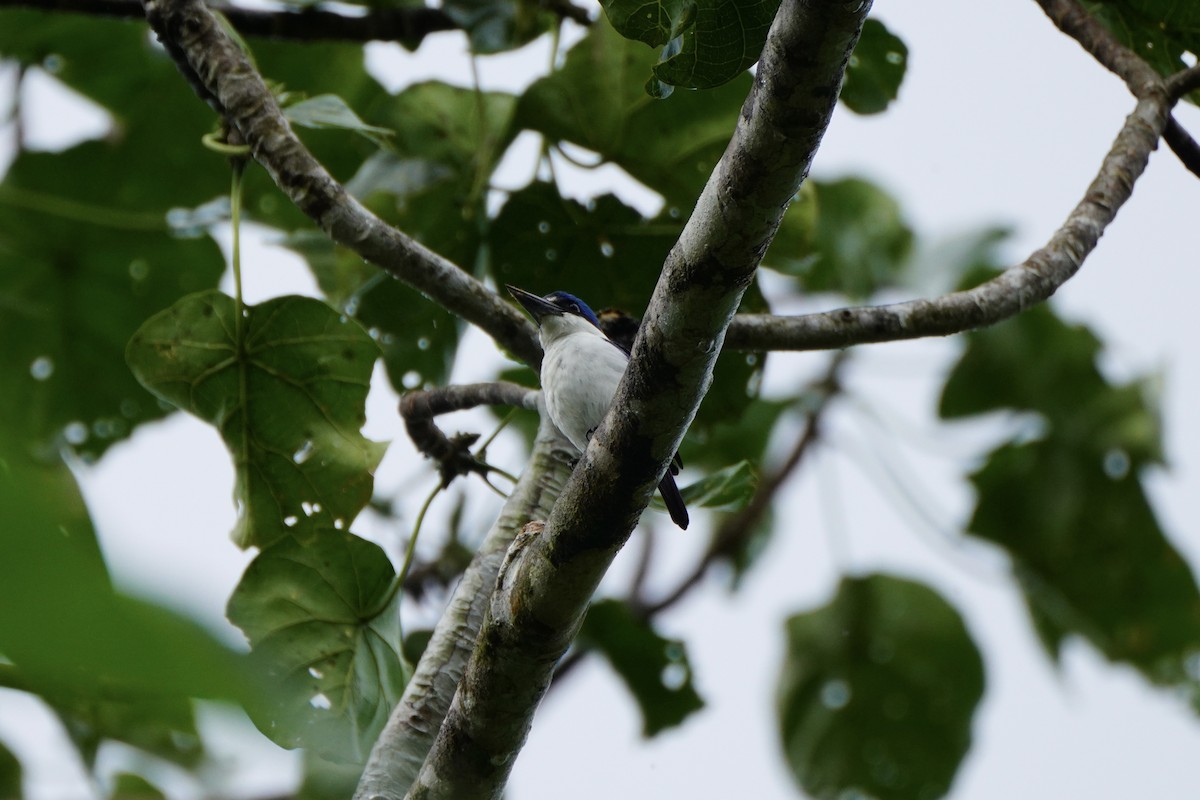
[506,284,560,324]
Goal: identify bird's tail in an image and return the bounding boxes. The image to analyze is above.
[658,472,689,530]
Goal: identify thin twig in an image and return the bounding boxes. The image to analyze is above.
[639,352,848,618]
[1164,115,1200,179]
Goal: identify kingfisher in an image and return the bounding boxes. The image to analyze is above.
[506,285,689,529]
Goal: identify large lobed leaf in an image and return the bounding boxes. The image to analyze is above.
[943,301,1200,703]
[126,291,386,549]
[0,12,227,458]
[778,574,985,800]
[227,528,407,763]
[0,428,252,765]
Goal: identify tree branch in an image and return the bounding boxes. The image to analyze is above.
[140,0,544,368]
[355,402,576,800]
[724,86,1171,352]
[400,2,873,799]
[3,0,461,43]
[399,382,538,488]
[1164,115,1200,179]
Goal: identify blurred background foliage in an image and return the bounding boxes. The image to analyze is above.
[1,0,1198,798]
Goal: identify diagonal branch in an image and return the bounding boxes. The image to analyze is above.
[355,401,576,800]
[3,0,459,43]
[399,3,874,799]
[724,86,1171,352]
[140,0,544,368]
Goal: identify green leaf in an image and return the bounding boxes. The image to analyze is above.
[126,291,386,549]
[1083,0,1200,104]
[940,303,1164,465]
[779,574,985,800]
[227,528,407,763]
[298,750,365,800]
[0,433,253,765]
[602,0,696,47]
[680,397,790,470]
[442,0,555,53]
[0,739,20,800]
[284,233,461,390]
[944,306,1194,700]
[0,14,227,460]
[0,184,225,460]
[651,0,780,89]
[578,599,704,736]
[240,38,392,228]
[768,177,913,299]
[761,181,819,278]
[490,182,678,311]
[359,81,518,270]
[967,439,1200,701]
[678,460,757,510]
[839,18,908,115]
[905,226,1011,297]
[52,690,202,769]
[283,94,394,147]
[516,18,750,207]
[940,303,1105,423]
[111,773,166,800]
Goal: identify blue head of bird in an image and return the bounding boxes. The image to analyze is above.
[506,285,604,346]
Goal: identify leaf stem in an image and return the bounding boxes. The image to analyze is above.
[364,482,441,622]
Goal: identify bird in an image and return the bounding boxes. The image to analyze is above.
[506,284,689,529]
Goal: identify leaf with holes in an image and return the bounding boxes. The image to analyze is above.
[227,528,406,763]
[126,291,386,549]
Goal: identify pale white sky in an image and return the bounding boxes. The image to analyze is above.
[2,1,1200,799]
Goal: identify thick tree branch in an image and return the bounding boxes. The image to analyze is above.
[400,3,872,799]
[140,0,544,368]
[355,403,575,800]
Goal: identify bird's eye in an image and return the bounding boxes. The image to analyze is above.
[570,303,581,314]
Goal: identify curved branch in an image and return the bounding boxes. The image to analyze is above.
[355,402,576,800]
[1034,0,1161,95]
[724,88,1171,352]
[401,3,874,799]
[140,0,544,368]
[399,382,538,487]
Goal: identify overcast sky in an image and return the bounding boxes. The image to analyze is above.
[2,1,1200,798]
